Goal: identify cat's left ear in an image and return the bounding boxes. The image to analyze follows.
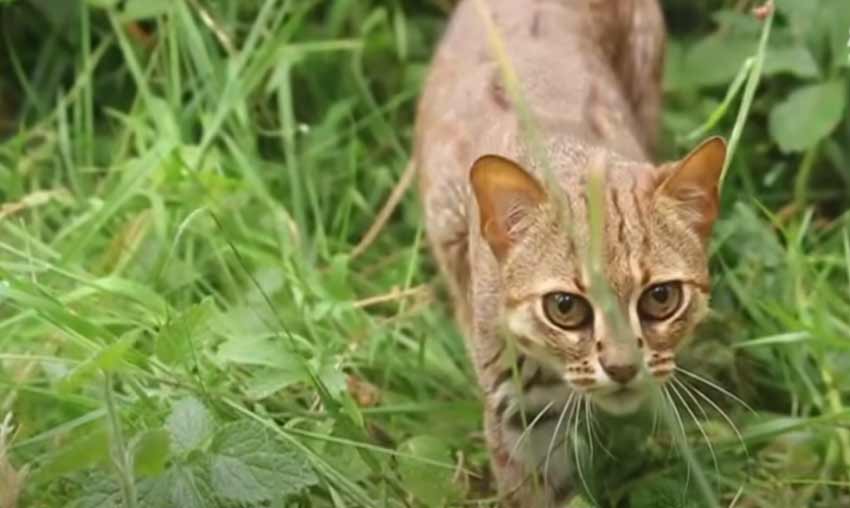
[470,155,545,260]
[656,136,726,241]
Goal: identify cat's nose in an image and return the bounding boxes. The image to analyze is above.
[600,361,637,384]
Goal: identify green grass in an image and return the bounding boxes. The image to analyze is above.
[0,0,849,507]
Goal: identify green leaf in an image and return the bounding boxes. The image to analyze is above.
[775,0,820,33]
[684,35,756,88]
[136,463,216,508]
[210,421,318,501]
[73,473,121,508]
[59,333,137,393]
[166,397,214,454]
[243,367,306,400]
[169,464,216,508]
[397,436,459,507]
[822,0,850,69]
[769,81,848,153]
[216,335,302,369]
[137,473,174,508]
[210,455,268,503]
[764,46,820,78]
[133,429,171,476]
[155,298,214,366]
[37,426,109,481]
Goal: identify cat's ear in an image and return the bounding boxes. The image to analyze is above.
[470,155,545,260]
[656,136,726,241]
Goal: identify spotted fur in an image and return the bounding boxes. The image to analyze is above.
[414,1,724,506]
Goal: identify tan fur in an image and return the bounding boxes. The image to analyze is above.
[414,1,725,506]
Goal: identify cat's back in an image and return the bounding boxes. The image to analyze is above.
[414,0,655,193]
[414,0,665,311]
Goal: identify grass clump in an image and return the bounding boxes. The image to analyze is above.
[0,0,849,507]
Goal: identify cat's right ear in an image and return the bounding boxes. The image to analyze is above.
[656,136,726,242]
[470,155,545,260]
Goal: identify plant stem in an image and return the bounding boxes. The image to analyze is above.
[104,372,138,508]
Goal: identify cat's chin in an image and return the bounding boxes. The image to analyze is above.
[589,387,649,416]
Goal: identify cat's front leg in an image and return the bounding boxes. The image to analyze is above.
[484,406,575,508]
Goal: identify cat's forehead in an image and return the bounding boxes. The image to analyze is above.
[505,164,704,299]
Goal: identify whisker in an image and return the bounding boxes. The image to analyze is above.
[675,367,756,414]
[573,394,598,507]
[663,386,692,495]
[543,393,574,486]
[510,400,555,457]
[679,376,750,460]
[669,379,719,475]
[584,397,615,460]
[583,397,594,465]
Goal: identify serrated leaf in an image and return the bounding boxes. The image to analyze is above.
[166,397,214,454]
[210,455,268,503]
[210,420,318,501]
[764,46,820,78]
[155,298,213,366]
[137,472,174,508]
[133,429,171,476]
[397,436,459,507]
[169,464,216,508]
[769,81,847,153]
[73,473,121,508]
[211,421,273,457]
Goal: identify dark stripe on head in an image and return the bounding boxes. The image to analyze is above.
[489,354,527,393]
[481,345,505,370]
[630,176,652,256]
[611,187,626,249]
[495,397,510,418]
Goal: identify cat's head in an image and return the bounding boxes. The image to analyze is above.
[471,137,726,415]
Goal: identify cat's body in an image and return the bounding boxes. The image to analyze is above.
[414,1,726,506]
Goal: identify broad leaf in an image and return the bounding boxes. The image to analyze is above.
[169,464,216,508]
[216,335,303,368]
[244,367,306,400]
[155,298,214,366]
[73,473,120,508]
[133,429,171,476]
[209,420,318,502]
[764,46,820,78]
[166,397,214,454]
[769,81,847,153]
[397,436,460,507]
[684,35,756,88]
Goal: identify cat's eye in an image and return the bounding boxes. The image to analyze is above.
[542,292,593,330]
[638,282,683,321]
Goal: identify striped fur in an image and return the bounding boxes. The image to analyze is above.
[414,1,724,506]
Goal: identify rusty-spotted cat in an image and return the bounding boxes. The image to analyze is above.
[414,0,726,506]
